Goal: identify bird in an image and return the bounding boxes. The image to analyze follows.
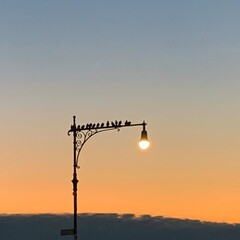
[118,121,122,126]
[96,123,100,128]
[81,125,85,130]
[111,121,115,127]
[106,121,109,127]
[92,123,96,129]
[125,120,131,126]
[101,122,104,128]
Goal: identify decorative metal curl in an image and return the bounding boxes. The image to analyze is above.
[75,128,118,168]
[75,129,97,166]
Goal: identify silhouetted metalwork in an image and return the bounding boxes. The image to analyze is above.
[65,116,148,240]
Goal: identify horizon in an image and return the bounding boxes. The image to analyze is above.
[0,211,239,225]
[2,212,240,226]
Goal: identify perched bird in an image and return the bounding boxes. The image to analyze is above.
[125,120,131,126]
[118,121,122,126]
[106,121,110,127]
[111,121,115,127]
[96,123,100,128]
[81,125,85,130]
[101,122,104,128]
[92,123,96,128]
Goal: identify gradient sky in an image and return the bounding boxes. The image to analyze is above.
[1,1,240,223]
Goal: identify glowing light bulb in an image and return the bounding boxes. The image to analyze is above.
[139,140,150,150]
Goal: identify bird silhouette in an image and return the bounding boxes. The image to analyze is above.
[111,121,115,127]
[96,123,100,128]
[125,120,131,126]
[106,121,109,127]
[101,123,104,128]
[81,125,85,130]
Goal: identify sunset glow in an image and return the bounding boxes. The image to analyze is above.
[0,1,240,224]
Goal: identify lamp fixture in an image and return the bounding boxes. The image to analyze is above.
[139,121,150,150]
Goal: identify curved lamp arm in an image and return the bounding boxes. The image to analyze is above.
[67,116,149,168]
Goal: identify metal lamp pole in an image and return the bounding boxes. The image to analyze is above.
[62,116,149,240]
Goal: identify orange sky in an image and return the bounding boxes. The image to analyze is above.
[1,120,240,223]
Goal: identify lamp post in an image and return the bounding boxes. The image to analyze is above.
[62,116,150,240]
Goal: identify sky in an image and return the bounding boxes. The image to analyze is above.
[0,0,240,223]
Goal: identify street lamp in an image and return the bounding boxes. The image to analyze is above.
[61,116,150,240]
[139,121,150,150]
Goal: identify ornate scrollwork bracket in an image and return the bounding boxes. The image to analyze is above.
[68,118,120,168]
[75,128,118,168]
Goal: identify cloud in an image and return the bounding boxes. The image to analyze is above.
[1,213,240,240]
